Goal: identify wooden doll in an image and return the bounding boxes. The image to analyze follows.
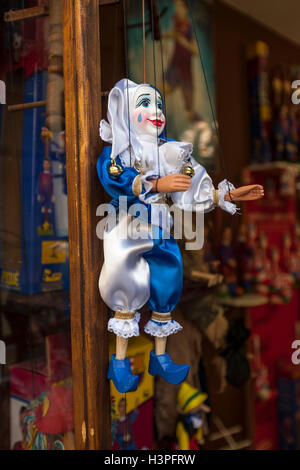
[176,382,211,450]
[97,79,264,392]
[253,232,271,296]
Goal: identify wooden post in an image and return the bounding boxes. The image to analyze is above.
[62,0,111,449]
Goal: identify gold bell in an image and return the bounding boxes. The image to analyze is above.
[181,162,195,178]
[108,158,123,178]
[133,160,143,173]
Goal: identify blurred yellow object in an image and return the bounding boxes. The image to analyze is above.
[177,382,207,414]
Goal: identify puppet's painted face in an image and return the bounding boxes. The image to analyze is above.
[131,85,166,138]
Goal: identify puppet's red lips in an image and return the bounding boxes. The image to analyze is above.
[147,118,164,127]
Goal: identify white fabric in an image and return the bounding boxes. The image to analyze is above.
[99,79,143,162]
[108,312,141,338]
[99,78,237,218]
[191,415,203,429]
[99,211,153,313]
[144,319,183,337]
[99,78,238,338]
[218,179,237,214]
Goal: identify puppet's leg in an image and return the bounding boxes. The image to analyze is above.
[99,212,153,392]
[144,231,190,385]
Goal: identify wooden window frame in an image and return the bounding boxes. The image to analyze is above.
[62,0,111,450]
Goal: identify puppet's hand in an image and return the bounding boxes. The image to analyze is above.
[224,184,264,202]
[151,174,191,193]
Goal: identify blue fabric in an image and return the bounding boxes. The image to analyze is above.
[98,145,160,229]
[144,227,183,313]
[97,146,143,203]
[97,144,183,313]
[97,146,155,223]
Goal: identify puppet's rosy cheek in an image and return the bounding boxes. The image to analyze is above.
[132,109,148,125]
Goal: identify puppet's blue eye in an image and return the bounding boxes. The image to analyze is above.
[141,100,149,108]
[157,102,162,110]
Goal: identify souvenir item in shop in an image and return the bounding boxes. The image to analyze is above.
[175,382,211,450]
[252,335,273,402]
[277,332,300,450]
[52,130,68,195]
[97,78,264,393]
[109,335,154,450]
[113,398,139,450]
[183,296,228,393]
[37,159,55,233]
[283,232,300,285]
[244,223,259,293]
[271,66,284,161]
[154,299,251,443]
[37,127,55,234]
[271,66,296,162]
[237,223,253,293]
[203,225,221,275]
[247,41,272,164]
[286,104,299,162]
[12,383,74,450]
[273,105,290,161]
[271,66,283,110]
[252,233,271,296]
[178,227,223,288]
[292,229,300,284]
[279,166,297,197]
[219,227,242,297]
[269,246,293,304]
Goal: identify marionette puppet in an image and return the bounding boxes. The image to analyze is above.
[283,232,299,285]
[38,127,55,233]
[37,156,55,232]
[175,382,210,451]
[97,79,264,393]
[269,246,293,304]
[252,335,273,402]
[252,232,271,296]
[219,226,243,297]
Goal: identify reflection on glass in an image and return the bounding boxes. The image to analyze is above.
[0,0,72,450]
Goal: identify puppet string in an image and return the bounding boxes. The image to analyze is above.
[185,0,235,206]
[142,0,146,83]
[113,0,119,84]
[123,0,132,166]
[157,0,167,137]
[150,0,161,178]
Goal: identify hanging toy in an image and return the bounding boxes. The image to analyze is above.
[97,79,264,393]
[252,335,274,402]
[176,382,211,450]
[37,127,55,234]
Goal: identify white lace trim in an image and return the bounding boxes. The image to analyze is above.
[108,312,141,338]
[144,319,183,337]
[218,179,237,215]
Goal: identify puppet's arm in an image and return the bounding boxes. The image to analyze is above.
[168,156,263,213]
[97,146,148,200]
[169,156,238,214]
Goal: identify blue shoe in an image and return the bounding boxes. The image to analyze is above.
[107,354,139,393]
[148,350,190,385]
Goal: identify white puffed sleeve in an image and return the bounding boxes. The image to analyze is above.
[171,156,237,215]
